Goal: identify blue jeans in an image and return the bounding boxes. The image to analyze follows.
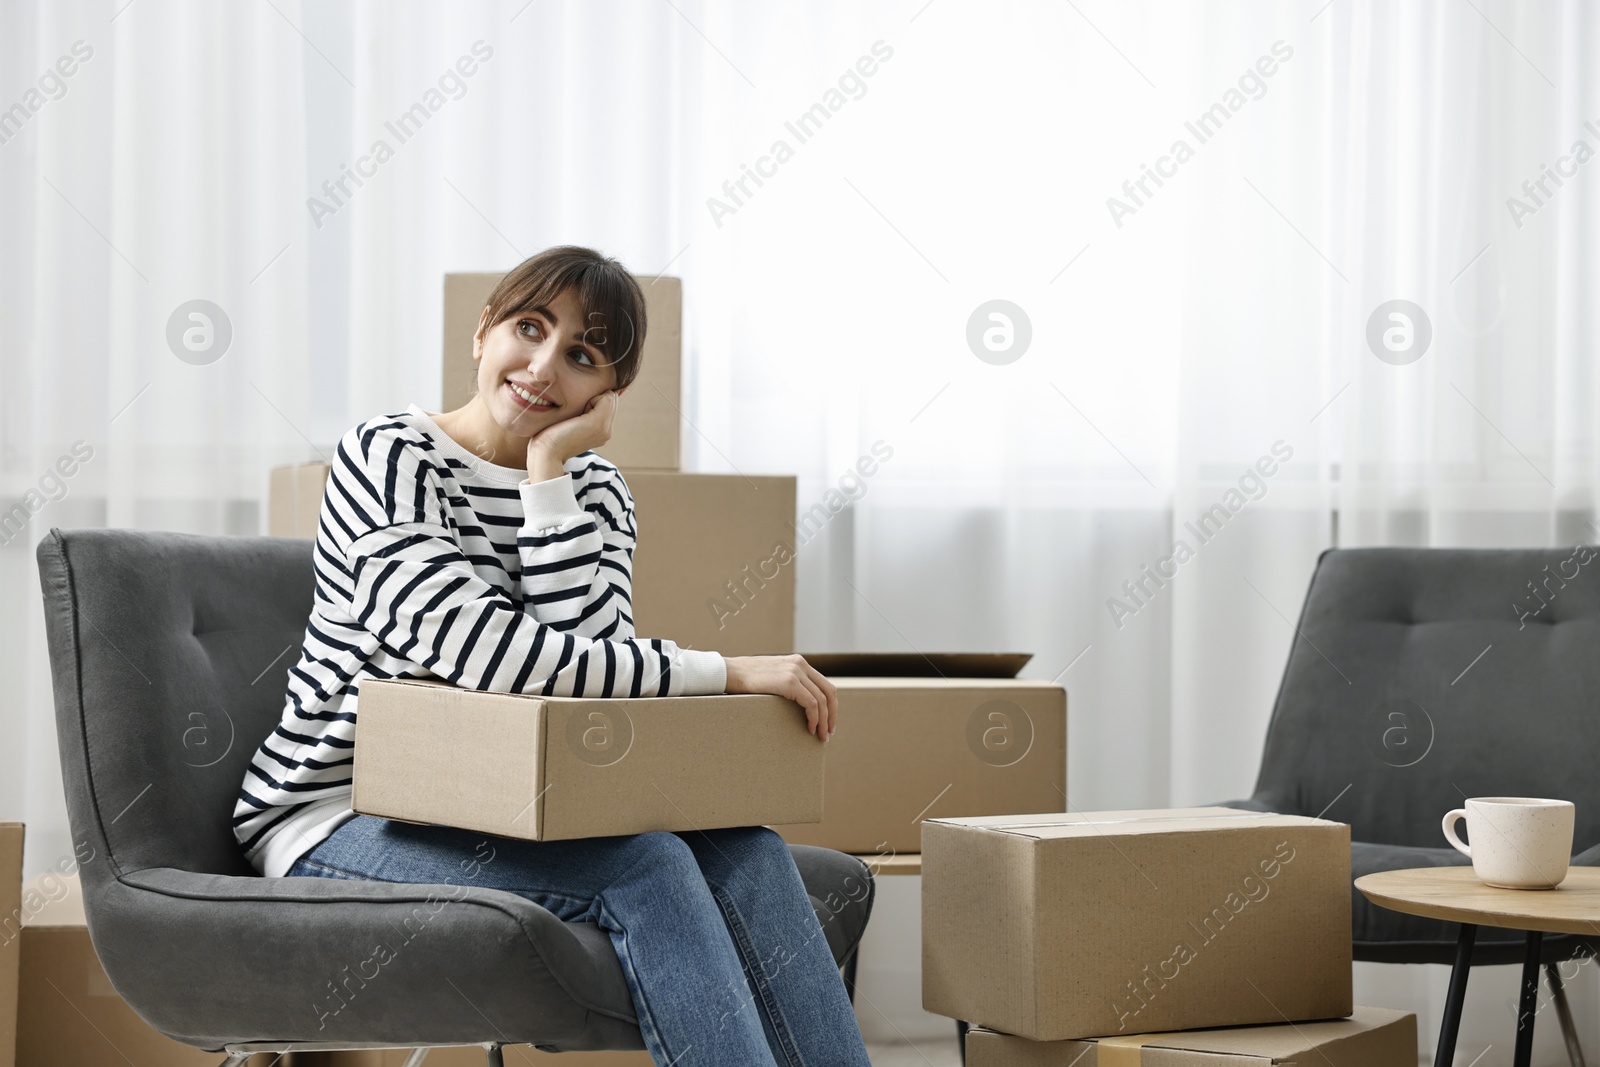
[288,815,872,1067]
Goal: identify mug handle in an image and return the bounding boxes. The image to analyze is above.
[1442,809,1472,858]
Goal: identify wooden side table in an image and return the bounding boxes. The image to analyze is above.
[1356,867,1600,1067]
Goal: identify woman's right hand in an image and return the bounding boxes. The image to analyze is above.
[724,654,838,741]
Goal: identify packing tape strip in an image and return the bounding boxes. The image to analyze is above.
[1096,1034,1157,1067]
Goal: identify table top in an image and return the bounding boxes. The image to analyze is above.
[1355,867,1600,935]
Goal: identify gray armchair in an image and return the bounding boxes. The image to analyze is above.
[35,528,874,1064]
[1224,546,1600,1063]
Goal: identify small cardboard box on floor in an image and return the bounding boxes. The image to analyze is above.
[352,678,823,840]
[443,272,683,472]
[964,1005,1415,1067]
[774,676,1066,855]
[923,808,1352,1042]
[13,868,282,1067]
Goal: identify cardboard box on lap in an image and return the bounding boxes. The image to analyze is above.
[923,808,1352,1041]
[964,1005,1414,1067]
[351,678,823,841]
[773,677,1066,855]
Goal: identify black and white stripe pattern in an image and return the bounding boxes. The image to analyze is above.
[234,405,726,876]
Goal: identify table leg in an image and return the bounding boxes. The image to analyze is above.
[1514,931,1544,1067]
[1435,923,1477,1067]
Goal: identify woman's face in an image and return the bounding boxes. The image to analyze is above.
[474,286,620,440]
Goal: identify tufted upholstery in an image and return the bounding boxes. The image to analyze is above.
[36,528,874,1052]
[1224,546,1600,965]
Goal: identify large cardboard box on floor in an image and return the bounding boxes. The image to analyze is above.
[443,272,682,471]
[923,808,1352,1042]
[0,824,20,1067]
[774,677,1066,855]
[964,1005,1414,1067]
[352,678,823,840]
[14,869,281,1067]
[265,464,796,658]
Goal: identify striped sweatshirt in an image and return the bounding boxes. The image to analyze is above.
[234,404,728,877]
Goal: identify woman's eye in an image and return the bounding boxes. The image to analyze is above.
[571,349,596,367]
[518,319,542,339]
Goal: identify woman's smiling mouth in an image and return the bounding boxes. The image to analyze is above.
[507,380,559,411]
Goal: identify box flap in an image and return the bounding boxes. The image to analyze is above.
[828,676,1064,692]
[799,652,1033,678]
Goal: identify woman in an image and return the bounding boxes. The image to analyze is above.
[233,245,872,1066]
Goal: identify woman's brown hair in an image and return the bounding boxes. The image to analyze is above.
[479,246,648,390]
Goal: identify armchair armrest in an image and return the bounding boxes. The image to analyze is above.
[88,867,634,1050]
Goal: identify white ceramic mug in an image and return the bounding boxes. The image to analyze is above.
[1442,797,1575,890]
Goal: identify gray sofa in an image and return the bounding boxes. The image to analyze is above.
[35,528,874,1061]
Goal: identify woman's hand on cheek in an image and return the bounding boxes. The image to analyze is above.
[526,391,620,478]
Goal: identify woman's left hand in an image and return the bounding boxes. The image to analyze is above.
[527,391,619,474]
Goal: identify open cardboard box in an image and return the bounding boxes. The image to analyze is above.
[352,678,824,840]
[773,676,1066,855]
[923,808,1353,1041]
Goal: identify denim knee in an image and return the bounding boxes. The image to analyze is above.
[624,830,701,875]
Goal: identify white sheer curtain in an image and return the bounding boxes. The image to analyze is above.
[3,0,1598,1057]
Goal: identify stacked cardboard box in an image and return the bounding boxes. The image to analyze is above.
[923,808,1413,1065]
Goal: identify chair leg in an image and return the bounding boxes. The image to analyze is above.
[1546,962,1589,1067]
[484,1044,505,1067]
[400,1050,432,1067]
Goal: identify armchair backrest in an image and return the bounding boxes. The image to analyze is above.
[1250,546,1600,849]
[36,529,314,889]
